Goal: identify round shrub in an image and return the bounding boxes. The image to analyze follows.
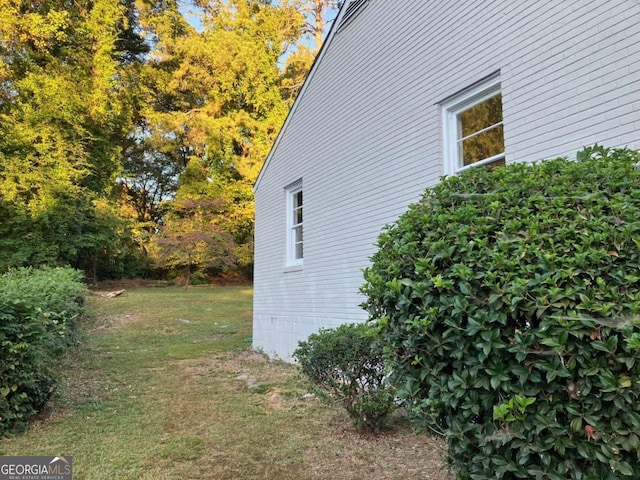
[361,146,640,478]
[293,323,396,432]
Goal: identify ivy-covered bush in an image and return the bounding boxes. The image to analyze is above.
[293,323,396,432]
[361,146,640,478]
[0,267,86,436]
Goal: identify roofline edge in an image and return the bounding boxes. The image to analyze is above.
[253,1,350,193]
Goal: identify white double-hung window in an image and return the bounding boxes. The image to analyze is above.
[442,74,505,176]
[286,180,303,267]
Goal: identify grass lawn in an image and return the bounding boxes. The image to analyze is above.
[0,285,451,479]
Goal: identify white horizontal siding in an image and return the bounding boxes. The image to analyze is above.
[503,0,640,162]
[254,0,640,359]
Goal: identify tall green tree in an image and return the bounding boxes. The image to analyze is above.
[0,0,148,276]
[280,0,337,102]
[134,0,305,275]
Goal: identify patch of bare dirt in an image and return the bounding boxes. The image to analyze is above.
[90,313,141,331]
[307,415,453,480]
[175,350,268,374]
[173,350,453,480]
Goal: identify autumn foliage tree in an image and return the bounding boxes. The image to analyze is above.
[151,158,236,285]
[152,198,236,286]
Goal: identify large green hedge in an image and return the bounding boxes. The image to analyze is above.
[361,146,640,479]
[0,267,86,436]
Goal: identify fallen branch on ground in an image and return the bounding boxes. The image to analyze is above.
[89,289,125,298]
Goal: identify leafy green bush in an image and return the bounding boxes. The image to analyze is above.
[361,146,640,478]
[0,300,55,433]
[0,267,86,436]
[293,323,396,432]
[0,266,86,349]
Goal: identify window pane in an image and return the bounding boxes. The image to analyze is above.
[287,183,303,264]
[293,206,302,225]
[459,93,502,138]
[442,77,504,175]
[461,124,504,166]
[294,226,303,259]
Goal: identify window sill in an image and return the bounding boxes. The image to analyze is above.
[283,264,303,273]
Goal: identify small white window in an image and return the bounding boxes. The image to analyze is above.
[286,181,303,266]
[442,75,505,176]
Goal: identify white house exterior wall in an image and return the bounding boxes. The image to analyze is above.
[253,0,640,359]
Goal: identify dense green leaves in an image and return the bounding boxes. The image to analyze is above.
[0,267,86,436]
[0,0,149,276]
[362,146,640,479]
[293,323,397,432]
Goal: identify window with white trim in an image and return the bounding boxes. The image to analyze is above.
[286,181,303,266]
[442,75,505,176]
